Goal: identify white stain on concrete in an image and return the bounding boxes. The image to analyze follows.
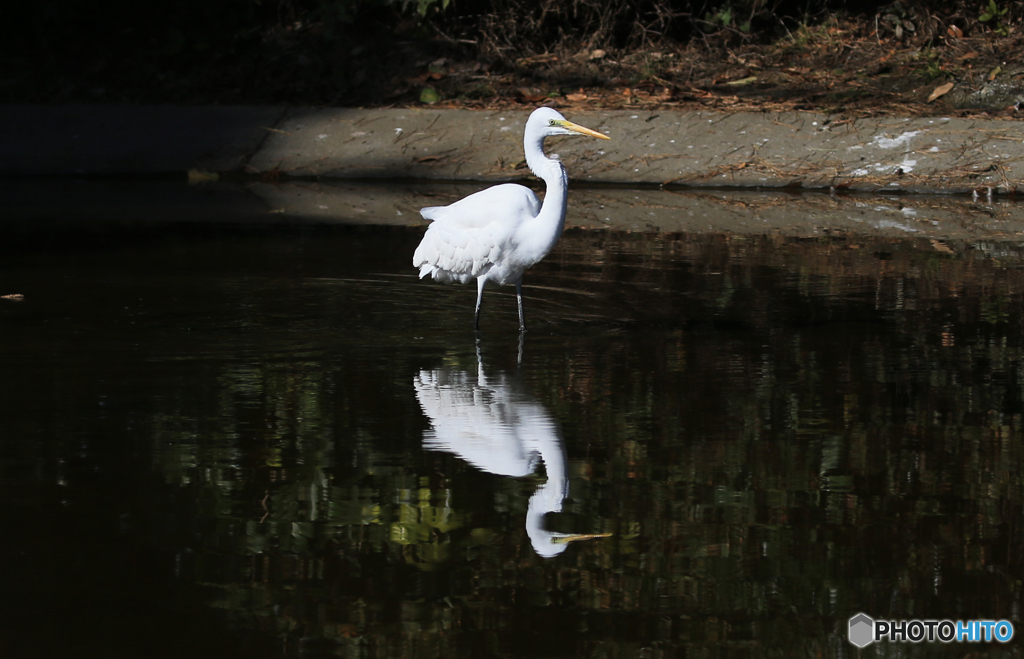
[848,130,924,152]
[895,157,917,173]
[871,130,923,149]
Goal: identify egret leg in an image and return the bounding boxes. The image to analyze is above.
[474,278,486,331]
[475,335,485,381]
[516,281,526,331]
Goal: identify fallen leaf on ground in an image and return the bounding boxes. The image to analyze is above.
[516,54,557,66]
[927,82,954,102]
[419,87,441,104]
[517,87,547,102]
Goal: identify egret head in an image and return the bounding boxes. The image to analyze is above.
[525,472,612,558]
[528,107,611,141]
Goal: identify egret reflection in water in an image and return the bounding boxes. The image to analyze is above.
[413,352,608,558]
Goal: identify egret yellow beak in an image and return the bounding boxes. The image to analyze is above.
[551,532,613,545]
[556,120,611,140]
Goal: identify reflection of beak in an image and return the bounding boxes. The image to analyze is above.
[558,120,612,140]
[552,532,613,545]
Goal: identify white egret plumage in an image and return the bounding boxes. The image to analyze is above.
[413,107,610,331]
[413,354,610,557]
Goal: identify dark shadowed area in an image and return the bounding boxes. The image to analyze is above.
[0,184,1022,656]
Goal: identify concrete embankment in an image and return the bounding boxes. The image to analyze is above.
[4,104,1023,193]
[3,104,1024,239]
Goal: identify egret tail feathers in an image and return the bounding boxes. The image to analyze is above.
[420,206,445,220]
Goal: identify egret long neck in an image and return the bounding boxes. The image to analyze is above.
[521,134,569,258]
[524,420,568,557]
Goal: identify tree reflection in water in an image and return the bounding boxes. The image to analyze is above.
[4,224,1024,658]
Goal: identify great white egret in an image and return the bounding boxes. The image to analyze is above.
[413,353,610,557]
[412,107,610,331]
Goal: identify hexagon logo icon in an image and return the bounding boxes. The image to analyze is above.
[848,613,875,648]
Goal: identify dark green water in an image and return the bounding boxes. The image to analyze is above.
[1,214,1023,657]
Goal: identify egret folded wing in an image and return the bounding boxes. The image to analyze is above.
[412,184,541,284]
